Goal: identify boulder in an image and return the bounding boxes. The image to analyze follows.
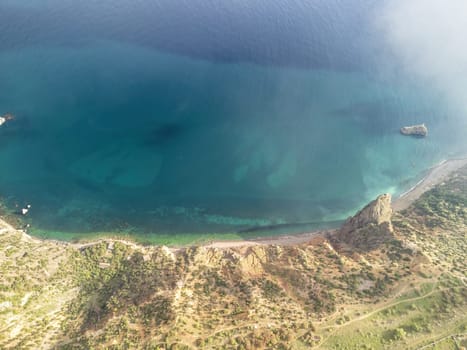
[400,124,428,137]
[0,113,14,127]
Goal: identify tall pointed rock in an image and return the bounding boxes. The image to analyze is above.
[338,194,394,249]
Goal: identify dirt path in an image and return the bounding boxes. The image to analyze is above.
[315,283,444,349]
[415,333,465,350]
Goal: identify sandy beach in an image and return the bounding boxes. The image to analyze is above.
[206,158,467,249]
[392,157,467,211]
[203,229,333,249]
[208,157,467,248]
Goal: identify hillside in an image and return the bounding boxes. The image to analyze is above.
[0,166,466,349]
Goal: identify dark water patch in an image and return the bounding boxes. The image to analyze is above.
[72,177,106,194]
[0,0,381,70]
[237,220,343,235]
[144,122,189,147]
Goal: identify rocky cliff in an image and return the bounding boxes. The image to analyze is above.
[338,193,393,249]
[1,167,466,350]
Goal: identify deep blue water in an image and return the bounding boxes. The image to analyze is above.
[0,1,465,238]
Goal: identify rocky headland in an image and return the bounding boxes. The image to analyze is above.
[337,193,393,250]
[0,164,466,349]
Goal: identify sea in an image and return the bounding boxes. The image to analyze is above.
[0,0,465,243]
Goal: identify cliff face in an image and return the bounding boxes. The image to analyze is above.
[338,193,393,249]
[0,211,409,350]
[1,167,466,350]
[342,193,392,228]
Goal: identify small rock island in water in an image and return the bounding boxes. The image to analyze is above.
[400,123,428,137]
[0,113,14,127]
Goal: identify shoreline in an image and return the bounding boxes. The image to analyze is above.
[202,229,335,249]
[1,157,466,249]
[203,156,467,248]
[391,157,467,212]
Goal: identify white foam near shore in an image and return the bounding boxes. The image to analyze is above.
[398,177,426,198]
[392,157,467,211]
[397,158,450,199]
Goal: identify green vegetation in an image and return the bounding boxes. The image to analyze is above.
[0,166,466,349]
[29,228,245,246]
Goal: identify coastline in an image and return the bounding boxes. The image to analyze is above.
[204,156,467,248]
[1,157,466,249]
[203,229,334,249]
[391,157,467,212]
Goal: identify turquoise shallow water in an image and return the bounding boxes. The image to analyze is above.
[0,1,465,241]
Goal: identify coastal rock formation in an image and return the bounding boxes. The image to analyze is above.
[338,193,393,249]
[343,193,393,229]
[1,165,467,349]
[400,123,428,137]
[0,113,14,127]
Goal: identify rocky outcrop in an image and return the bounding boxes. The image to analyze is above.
[1,166,465,349]
[338,194,393,249]
[0,113,14,127]
[400,123,428,137]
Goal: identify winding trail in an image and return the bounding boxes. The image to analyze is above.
[314,283,448,349]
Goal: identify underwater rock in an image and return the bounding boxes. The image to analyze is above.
[400,123,428,137]
[21,205,31,216]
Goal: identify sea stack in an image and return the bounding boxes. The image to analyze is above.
[338,193,394,249]
[400,123,428,137]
